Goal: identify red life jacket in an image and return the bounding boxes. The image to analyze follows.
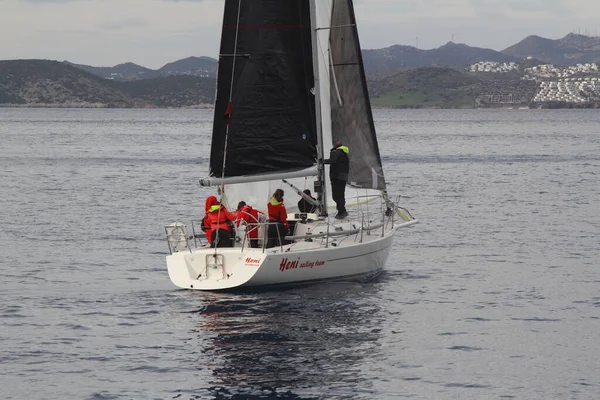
[267,198,288,228]
[208,205,236,232]
[236,205,262,239]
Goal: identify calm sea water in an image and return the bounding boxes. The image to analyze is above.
[1,108,599,399]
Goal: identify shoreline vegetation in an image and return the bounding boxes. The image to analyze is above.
[2,103,600,110]
[2,102,599,110]
[0,103,214,109]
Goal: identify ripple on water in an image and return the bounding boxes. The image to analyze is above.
[3,109,600,399]
[447,346,483,352]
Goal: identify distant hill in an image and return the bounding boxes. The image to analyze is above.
[65,56,218,82]
[66,57,218,82]
[65,61,161,81]
[61,34,600,82]
[68,42,520,82]
[4,31,600,109]
[0,60,215,107]
[368,67,481,108]
[0,60,137,105]
[158,56,217,78]
[2,59,493,109]
[503,33,600,65]
[362,42,519,75]
[120,75,216,108]
[367,66,540,109]
[0,59,545,109]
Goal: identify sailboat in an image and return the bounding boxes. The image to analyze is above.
[164,0,418,290]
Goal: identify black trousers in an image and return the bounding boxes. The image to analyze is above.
[247,225,259,248]
[211,229,233,248]
[331,178,347,214]
[266,223,286,248]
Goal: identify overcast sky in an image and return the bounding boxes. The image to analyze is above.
[2,0,600,69]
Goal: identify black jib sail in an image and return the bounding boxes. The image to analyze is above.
[329,0,386,190]
[210,0,318,179]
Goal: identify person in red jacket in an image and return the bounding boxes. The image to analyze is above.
[235,201,264,248]
[201,196,216,246]
[206,195,236,248]
[266,189,289,248]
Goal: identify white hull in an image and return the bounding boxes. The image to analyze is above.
[166,217,408,291]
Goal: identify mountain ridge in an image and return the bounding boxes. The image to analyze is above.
[0,59,542,109]
[503,33,600,65]
[66,56,219,81]
[2,33,600,109]
[0,60,215,107]
[362,41,520,75]
[50,33,600,81]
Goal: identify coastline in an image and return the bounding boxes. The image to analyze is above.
[0,103,215,109]
[1,102,598,110]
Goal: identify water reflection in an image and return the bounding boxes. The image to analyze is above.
[187,282,385,399]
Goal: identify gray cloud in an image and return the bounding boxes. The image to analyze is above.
[99,18,150,31]
[22,0,91,2]
[469,0,574,18]
[3,0,600,68]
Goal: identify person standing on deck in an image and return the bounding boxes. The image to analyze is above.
[323,140,349,219]
[266,189,289,248]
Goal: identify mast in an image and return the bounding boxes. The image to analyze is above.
[309,0,328,216]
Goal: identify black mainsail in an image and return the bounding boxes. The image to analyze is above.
[210,0,318,179]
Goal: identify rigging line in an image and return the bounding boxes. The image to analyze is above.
[316,28,329,75]
[215,0,243,253]
[298,0,315,147]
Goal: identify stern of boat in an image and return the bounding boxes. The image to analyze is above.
[166,248,265,290]
[163,199,418,291]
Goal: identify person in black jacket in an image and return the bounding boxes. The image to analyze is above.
[297,189,316,213]
[323,141,349,219]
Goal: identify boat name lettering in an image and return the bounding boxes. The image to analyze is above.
[245,257,261,266]
[279,257,325,272]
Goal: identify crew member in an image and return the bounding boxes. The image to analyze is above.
[235,201,263,248]
[323,140,349,219]
[267,189,289,248]
[297,189,316,213]
[202,196,216,246]
[206,196,236,248]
